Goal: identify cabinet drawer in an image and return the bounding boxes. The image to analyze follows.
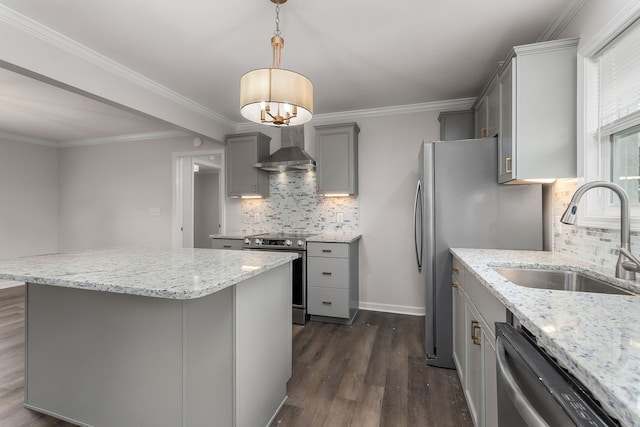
[452,257,465,288]
[307,242,348,258]
[308,287,349,318]
[212,238,244,250]
[308,258,349,288]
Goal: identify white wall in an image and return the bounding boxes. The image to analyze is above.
[558,0,636,43]
[194,171,220,248]
[57,137,228,252]
[0,139,58,258]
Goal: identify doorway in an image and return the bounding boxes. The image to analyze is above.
[172,150,225,249]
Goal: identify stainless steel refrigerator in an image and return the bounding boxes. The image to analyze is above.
[413,138,542,369]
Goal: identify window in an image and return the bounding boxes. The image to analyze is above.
[581,11,640,229]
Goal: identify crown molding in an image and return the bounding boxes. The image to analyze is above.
[538,0,586,42]
[58,130,189,148]
[235,97,476,132]
[0,4,237,130]
[579,0,640,58]
[0,131,57,147]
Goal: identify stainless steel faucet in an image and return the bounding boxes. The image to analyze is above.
[561,181,640,280]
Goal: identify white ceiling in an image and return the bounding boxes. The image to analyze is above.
[0,0,576,144]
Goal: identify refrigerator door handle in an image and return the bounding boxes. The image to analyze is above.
[414,180,423,272]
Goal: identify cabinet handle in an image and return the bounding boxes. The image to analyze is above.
[452,282,460,288]
[322,249,332,253]
[322,272,332,276]
[223,245,232,249]
[453,267,460,273]
[471,320,481,346]
[322,300,333,305]
[253,184,257,192]
[480,127,487,138]
[505,157,512,173]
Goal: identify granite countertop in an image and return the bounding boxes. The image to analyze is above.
[450,248,640,427]
[0,247,297,300]
[308,233,362,243]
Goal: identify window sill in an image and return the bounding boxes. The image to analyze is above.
[577,214,640,232]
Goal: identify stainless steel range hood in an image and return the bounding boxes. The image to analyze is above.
[254,126,315,172]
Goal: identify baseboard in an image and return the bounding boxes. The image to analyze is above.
[358,301,425,316]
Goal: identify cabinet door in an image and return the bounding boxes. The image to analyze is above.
[464,301,483,427]
[475,98,488,138]
[486,79,500,137]
[226,133,270,197]
[315,123,359,195]
[483,332,498,427]
[498,60,514,183]
[452,282,466,378]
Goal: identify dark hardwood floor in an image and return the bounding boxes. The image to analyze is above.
[271,311,472,427]
[0,286,471,427]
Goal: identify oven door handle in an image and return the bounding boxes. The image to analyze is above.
[496,336,549,427]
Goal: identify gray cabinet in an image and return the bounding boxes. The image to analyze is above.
[226,133,271,198]
[452,255,506,427]
[438,110,474,141]
[307,241,359,324]
[314,123,359,195]
[474,64,501,138]
[212,238,244,250]
[498,38,578,183]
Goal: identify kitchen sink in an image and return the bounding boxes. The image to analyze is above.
[493,267,637,296]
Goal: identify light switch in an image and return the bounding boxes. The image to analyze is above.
[254,212,260,223]
[337,212,344,223]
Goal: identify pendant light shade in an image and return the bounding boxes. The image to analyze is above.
[240,68,313,126]
[239,0,313,126]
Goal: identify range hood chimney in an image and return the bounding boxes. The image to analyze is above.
[254,126,315,172]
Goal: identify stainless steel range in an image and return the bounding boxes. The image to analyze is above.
[244,233,316,325]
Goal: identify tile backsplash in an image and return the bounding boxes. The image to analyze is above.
[240,170,359,234]
[552,179,640,273]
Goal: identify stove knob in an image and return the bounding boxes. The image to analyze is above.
[297,240,304,247]
[285,239,292,246]
[244,238,250,244]
[255,238,262,245]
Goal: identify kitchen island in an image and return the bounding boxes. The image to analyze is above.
[0,247,298,427]
[451,248,640,427]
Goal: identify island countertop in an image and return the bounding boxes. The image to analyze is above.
[0,247,298,300]
[450,248,640,427]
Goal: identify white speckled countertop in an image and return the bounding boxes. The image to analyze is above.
[0,247,298,300]
[209,232,363,243]
[308,233,362,243]
[450,248,640,427]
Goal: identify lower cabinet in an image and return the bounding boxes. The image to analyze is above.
[307,241,359,324]
[452,255,504,427]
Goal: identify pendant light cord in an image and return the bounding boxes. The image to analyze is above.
[274,1,281,37]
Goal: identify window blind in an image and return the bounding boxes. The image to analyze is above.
[599,20,640,134]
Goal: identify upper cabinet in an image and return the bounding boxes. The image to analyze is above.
[473,64,502,138]
[315,122,360,196]
[498,38,578,183]
[438,110,474,141]
[226,132,271,198]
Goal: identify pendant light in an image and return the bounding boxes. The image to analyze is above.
[240,0,313,126]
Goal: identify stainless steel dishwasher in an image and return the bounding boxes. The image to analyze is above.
[495,323,619,426]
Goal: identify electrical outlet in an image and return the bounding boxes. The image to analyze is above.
[337,212,344,223]
[254,212,260,223]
